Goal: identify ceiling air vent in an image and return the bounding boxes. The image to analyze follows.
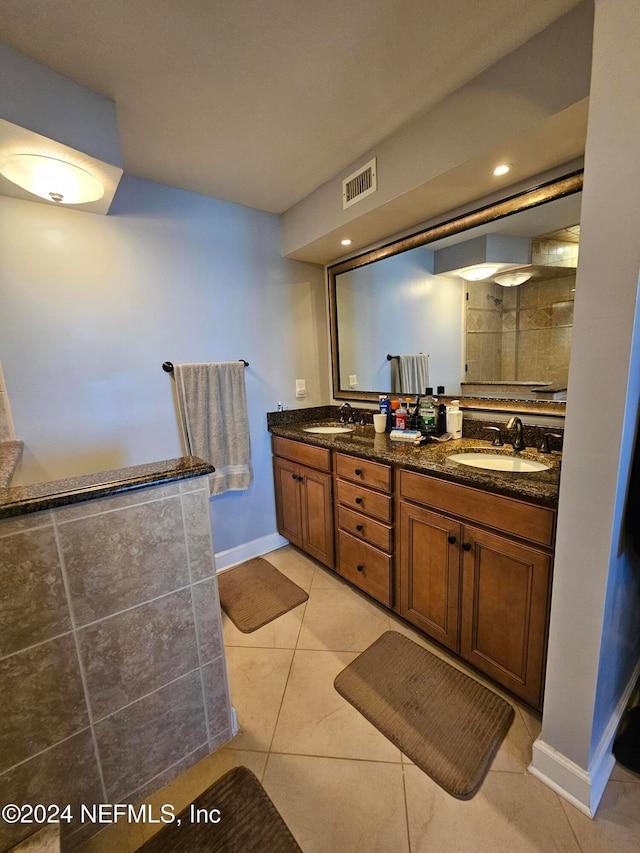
[342,157,377,210]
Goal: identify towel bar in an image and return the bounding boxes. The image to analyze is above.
[163,360,249,372]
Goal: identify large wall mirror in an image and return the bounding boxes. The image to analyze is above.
[328,171,583,416]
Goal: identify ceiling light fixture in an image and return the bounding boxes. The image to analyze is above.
[494,272,532,287]
[457,265,500,281]
[341,238,352,246]
[493,164,511,177]
[0,153,104,204]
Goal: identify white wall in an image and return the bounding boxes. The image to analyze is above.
[0,177,328,555]
[531,0,640,815]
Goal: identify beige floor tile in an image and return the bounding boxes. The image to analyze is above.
[491,707,534,773]
[77,818,145,853]
[139,748,268,842]
[10,825,60,852]
[310,564,347,590]
[262,545,317,591]
[263,754,410,853]
[297,586,391,651]
[224,645,294,750]
[222,603,306,649]
[560,779,640,853]
[518,703,543,741]
[270,648,402,762]
[404,765,581,852]
[610,761,640,783]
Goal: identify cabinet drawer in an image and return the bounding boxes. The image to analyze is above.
[272,435,331,472]
[336,479,393,523]
[338,505,392,552]
[399,469,555,547]
[337,530,392,606]
[335,453,392,493]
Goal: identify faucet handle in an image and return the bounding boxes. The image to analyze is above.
[483,426,504,446]
[538,432,562,454]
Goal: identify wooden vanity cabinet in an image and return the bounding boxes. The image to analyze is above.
[272,436,333,568]
[334,453,393,606]
[398,469,555,709]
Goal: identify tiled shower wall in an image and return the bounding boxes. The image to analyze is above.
[466,274,575,384]
[0,476,232,852]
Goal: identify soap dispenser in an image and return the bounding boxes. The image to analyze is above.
[446,400,463,440]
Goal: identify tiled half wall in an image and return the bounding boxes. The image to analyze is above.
[0,476,232,852]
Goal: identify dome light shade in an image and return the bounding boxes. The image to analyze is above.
[458,265,500,281]
[494,272,532,287]
[0,154,104,204]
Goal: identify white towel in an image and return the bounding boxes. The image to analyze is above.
[399,354,429,395]
[174,362,252,496]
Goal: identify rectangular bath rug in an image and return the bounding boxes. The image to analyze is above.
[218,557,308,633]
[135,765,302,852]
[334,630,514,799]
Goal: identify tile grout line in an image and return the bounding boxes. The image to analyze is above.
[52,513,109,803]
[401,763,414,853]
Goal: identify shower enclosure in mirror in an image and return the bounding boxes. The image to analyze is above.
[328,170,582,416]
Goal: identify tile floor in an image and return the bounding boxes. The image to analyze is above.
[83,545,640,853]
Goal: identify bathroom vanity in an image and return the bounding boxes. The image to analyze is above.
[269,410,560,711]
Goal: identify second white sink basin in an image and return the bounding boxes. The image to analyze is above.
[303,425,354,434]
[447,452,550,473]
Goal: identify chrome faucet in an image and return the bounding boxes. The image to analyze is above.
[339,402,355,424]
[506,416,526,451]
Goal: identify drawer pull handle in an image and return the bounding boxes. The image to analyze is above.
[356,524,364,532]
[355,497,363,505]
[354,468,363,476]
[356,564,364,572]
[447,535,457,545]
[462,542,472,552]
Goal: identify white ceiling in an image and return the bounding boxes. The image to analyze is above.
[0,0,583,214]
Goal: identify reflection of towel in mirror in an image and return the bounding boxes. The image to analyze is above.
[174,362,252,496]
[398,354,429,395]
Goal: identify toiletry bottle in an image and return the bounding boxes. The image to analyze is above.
[379,395,391,432]
[437,403,447,435]
[419,388,437,436]
[446,400,463,439]
[395,398,408,430]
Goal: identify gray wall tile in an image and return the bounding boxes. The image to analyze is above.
[0,635,88,772]
[77,590,199,721]
[59,498,189,624]
[0,527,72,658]
[181,490,215,581]
[0,729,103,851]
[202,657,232,741]
[0,510,53,537]
[54,482,181,524]
[192,578,224,664]
[95,671,207,801]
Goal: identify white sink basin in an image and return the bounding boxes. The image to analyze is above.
[303,425,354,434]
[447,452,550,473]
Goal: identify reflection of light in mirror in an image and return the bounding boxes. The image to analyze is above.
[458,265,500,281]
[494,272,532,286]
[493,164,511,176]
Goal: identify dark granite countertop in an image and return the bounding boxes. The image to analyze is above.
[0,440,24,487]
[0,456,215,520]
[268,414,560,508]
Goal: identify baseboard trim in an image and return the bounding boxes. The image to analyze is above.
[530,656,640,817]
[214,532,289,571]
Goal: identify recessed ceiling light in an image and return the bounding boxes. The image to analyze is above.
[0,153,104,204]
[493,164,511,177]
[341,238,352,246]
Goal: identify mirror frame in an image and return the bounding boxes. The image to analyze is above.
[328,169,583,417]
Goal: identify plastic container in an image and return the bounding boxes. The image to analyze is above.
[395,399,408,430]
[446,400,463,439]
[419,388,437,436]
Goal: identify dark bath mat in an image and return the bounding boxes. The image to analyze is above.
[135,765,302,852]
[218,557,308,633]
[334,630,514,799]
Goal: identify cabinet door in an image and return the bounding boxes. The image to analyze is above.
[300,466,334,568]
[399,501,462,652]
[460,526,552,709]
[273,456,303,548]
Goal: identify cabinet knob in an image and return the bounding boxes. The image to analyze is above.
[356,564,364,572]
[356,524,364,532]
[292,473,297,480]
[355,497,363,505]
[447,535,457,545]
[462,542,472,552]
[354,468,363,476]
